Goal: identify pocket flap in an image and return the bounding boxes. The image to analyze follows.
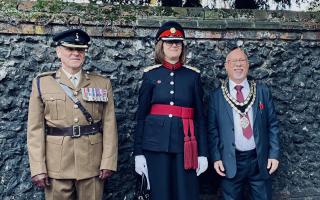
[46,135,64,145]
[89,133,103,144]
[43,93,66,101]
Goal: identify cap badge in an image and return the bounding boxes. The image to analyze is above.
[170,28,176,34]
[75,33,80,42]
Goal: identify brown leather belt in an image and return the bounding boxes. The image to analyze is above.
[46,121,102,138]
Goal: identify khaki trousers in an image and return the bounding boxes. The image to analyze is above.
[45,177,104,200]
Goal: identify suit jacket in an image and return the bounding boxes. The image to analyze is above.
[134,65,208,157]
[27,67,118,180]
[207,81,279,179]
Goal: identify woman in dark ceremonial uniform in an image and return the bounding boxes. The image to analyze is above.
[134,21,208,200]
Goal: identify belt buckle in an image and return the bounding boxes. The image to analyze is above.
[72,125,81,138]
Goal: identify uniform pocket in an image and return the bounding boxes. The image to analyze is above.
[45,136,63,172]
[92,102,104,120]
[89,134,103,170]
[43,93,66,120]
[89,133,103,144]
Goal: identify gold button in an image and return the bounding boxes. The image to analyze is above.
[170,72,174,76]
[170,81,174,85]
[170,90,174,94]
[74,118,79,123]
[169,114,173,118]
[170,102,174,105]
[73,104,78,109]
[73,91,78,96]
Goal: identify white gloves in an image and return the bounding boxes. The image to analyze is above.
[134,155,207,188]
[196,156,208,176]
[135,155,150,189]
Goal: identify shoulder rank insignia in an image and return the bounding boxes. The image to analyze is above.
[81,87,108,102]
[143,64,161,72]
[183,65,200,73]
[86,71,106,77]
[36,71,56,78]
[85,71,109,80]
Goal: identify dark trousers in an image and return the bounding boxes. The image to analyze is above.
[144,151,199,200]
[221,149,272,200]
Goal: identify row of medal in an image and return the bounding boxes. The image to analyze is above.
[81,88,108,102]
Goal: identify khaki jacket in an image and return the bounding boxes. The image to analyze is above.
[27,67,118,180]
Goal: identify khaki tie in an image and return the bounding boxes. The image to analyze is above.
[70,76,78,87]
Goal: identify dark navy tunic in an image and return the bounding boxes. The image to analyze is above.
[134,65,208,157]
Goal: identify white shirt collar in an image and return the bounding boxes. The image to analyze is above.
[229,79,249,91]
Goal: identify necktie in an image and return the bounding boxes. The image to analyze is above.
[70,76,78,87]
[234,85,253,139]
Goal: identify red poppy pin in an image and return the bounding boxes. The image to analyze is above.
[259,102,265,110]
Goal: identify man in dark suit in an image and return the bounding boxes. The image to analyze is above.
[207,48,280,200]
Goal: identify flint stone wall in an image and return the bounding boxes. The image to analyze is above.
[0,2,320,200]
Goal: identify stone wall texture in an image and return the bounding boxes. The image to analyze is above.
[0,2,320,200]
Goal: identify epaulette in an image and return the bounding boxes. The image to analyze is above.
[36,71,56,78]
[36,71,56,103]
[143,64,161,72]
[85,71,107,78]
[184,65,200,73]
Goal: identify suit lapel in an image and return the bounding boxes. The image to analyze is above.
[76,72,90,92]
[220,87,234,124]
[57,68,75,90]
[252,84,259,123]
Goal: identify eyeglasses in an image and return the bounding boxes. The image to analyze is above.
[163,40,183,46]
[62,46,86,53]
[228,59,247,64]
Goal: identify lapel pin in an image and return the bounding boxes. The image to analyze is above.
[259,102,264,110]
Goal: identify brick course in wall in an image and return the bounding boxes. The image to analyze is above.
[1,1,320,200]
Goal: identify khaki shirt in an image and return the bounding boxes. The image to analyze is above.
[27,67,118,180]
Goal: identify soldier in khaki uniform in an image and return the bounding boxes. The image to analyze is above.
[27,29,118,200]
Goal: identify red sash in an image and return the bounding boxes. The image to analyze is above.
[150,104,198,170]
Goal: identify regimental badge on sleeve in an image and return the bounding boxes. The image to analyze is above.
[81,88,108,102]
